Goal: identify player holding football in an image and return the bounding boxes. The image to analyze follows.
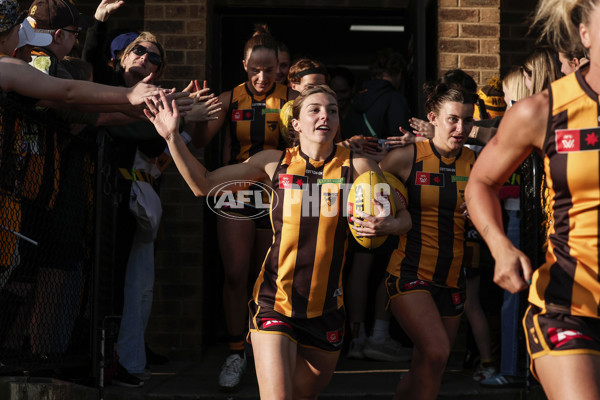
[144,85,411,399]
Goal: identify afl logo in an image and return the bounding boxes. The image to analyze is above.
[207,180,278,221]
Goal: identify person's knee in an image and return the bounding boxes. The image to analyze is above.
[222,267,249,290]
[420,343,451,372]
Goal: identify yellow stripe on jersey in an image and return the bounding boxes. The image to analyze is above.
[254,146,352,318]
[532,67,600,318]
[229,83,288,163]
[274,154,307,316]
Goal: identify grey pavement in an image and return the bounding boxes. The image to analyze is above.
[102,344,547,400]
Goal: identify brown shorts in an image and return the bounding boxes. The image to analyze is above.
[524,304,600,380]
[248,301,345,352]
[385,273,465,317]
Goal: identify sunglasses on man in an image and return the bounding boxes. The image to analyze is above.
[131,45,162,66]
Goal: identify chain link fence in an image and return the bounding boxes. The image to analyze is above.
[0,93,118,385]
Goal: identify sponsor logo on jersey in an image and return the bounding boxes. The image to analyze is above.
[231,109,254,121]
[306,169,323,175]
[415,171,444,186]
[279,174,308,190]
[452,292,463,305]
[451,175,469,182]
[318,178,345,184]
[262,318,291,330]
[404,280,429,290]
[548,327,594,348]
[326,329,343,345]
[556,127,600,153]
[262,108,280,114]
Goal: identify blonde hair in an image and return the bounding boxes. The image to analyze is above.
[503,67,528,103]
[532,0,598,54]
[522,46,561,95]
[120,31,167,79]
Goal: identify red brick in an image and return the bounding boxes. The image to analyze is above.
[439,23,458,38]
[439,53,458,69]
[165,6,189,18]
[439,8,479,23]
[145,5,164,18]
[166,50,185,65]
[187,50,206,65]
[460,0,499,6]
[480,8,500,23]
[146,20,184,34]
[481,70,502,86]
[481,39,500,54]
[439,39,479,53]
[460,54,499,69]
[460,24,499,38]
[439,0,458,5]
[164,35,205,49]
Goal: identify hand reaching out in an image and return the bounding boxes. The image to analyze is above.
[95,0,125,22]
[144,90,180,141]
[409,117,434,139]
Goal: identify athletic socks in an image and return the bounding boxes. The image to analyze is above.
[351,322,367,342]
[370,319,390,344]
[228,335,245,357]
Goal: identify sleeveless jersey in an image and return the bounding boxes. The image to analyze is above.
[228,82,288,164]
[386,140,475,288]
[252,145,353,318]
[530,68,600,318]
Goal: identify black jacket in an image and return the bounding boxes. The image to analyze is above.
[342,79,410,139]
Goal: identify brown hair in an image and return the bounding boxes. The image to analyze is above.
[242,24,278,62]
[424,83,476,115]
[288,58,328,85]
[287,85,337,146]
[120,31,167,78]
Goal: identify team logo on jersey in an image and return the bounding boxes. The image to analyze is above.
[556,128,600,153]
[323,191,338,207]
[415,171,444,186]
[279,174,308,190]
[231,109,254,121]
[548,327,593,348]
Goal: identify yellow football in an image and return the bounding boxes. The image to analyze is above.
[279,100,294,146]
[382,171,409,208]
[347,171,396,249]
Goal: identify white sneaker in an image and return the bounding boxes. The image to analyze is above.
[347,338,365,359]
[472,363,497,382]
[218,353,247,391]
[363,337,412,362]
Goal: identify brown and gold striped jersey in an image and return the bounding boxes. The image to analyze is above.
[530,68,600,318]
[386,140,474,288]
[252,145,353,318]
[228,82,289,164]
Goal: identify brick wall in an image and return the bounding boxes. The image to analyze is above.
[438,0,501,86]
[143,0,210,359]
[500,0,538,75]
